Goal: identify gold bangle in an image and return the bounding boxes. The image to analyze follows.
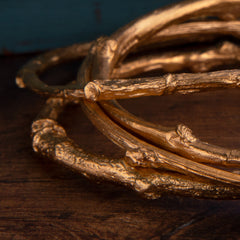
[17,0,240,199]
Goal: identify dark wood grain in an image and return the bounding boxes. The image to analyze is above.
[1,54,240,240]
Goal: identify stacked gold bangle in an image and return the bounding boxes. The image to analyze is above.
[17,0,240,199]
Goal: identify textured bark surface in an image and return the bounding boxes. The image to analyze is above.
[1,54,240,239]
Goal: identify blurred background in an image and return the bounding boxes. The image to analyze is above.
[0,0,180,55]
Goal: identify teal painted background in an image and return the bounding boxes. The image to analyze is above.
[1,0,180,54]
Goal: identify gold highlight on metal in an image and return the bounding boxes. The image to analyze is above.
[17,0,240,199]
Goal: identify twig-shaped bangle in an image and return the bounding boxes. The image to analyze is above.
[31,97,240,199]
[17,0,240,199]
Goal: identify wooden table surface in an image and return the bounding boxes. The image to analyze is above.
[1,53,240,240]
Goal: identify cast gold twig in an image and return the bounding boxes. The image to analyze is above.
[17,0,240,199]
